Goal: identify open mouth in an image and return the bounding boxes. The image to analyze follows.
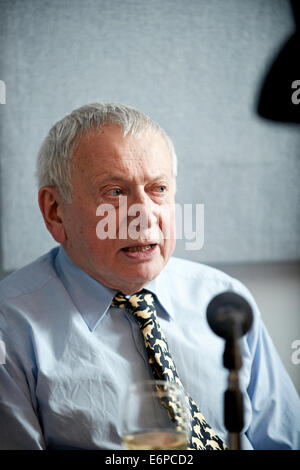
[122,243,157,253]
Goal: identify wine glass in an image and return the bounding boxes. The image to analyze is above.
[122,380,191,450]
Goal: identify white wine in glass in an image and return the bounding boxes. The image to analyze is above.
[122,380,191,450]
[123,430,188,450]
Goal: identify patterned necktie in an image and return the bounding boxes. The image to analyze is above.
[112,289,227,450]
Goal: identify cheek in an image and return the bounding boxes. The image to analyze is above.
[160,205,176,239]
[64,204,96,245]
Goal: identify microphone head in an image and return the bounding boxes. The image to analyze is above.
[206,291,253,340]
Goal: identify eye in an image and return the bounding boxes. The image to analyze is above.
[157,185,167,193]
[108,188,123,197]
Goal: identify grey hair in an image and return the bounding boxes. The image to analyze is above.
[36,102,177,202]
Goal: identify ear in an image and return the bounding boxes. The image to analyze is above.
[38,187,67,244]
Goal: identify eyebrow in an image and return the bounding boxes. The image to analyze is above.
[90,173,170,186]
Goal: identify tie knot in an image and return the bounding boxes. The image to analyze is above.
[112,289,156,323]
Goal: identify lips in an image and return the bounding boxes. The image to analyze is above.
[120,242,159,259]
[122,244,156,253]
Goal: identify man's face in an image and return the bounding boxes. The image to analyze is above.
[60,124,176,294]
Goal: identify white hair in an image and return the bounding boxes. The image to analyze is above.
[36,102,177,202]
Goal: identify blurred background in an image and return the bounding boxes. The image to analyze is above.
[0,0,299,392]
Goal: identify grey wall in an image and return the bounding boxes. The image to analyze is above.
[0,0,299,392]
[0,0,299,270]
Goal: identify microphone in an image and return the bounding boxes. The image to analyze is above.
[206,292,254,449]
[206,291,253,342]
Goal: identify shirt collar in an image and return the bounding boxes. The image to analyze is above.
[54,247,117,331]
[54,246,174,332]
[144,274,175,321]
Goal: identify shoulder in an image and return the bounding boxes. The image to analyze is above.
[0,247,60,303]
[165,256,236,285]
[163,256,259,314]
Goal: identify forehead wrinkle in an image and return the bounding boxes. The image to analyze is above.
[90,170,171,188]
[71,127,173,184]
[89,152,170,184]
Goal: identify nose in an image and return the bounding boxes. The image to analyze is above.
[127,187,160,238]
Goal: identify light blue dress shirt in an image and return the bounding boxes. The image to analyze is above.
[0,246,299,450]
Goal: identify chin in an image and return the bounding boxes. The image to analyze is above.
[124,261,163,284]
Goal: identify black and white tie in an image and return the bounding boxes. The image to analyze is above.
[112,289,227,450]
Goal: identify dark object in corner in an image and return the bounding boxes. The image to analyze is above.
[257,0,300,123]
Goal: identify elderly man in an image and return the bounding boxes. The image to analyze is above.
[0,103,299,450]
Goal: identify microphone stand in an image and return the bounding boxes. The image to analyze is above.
[206,291,253,451]
[223,325,244,450]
